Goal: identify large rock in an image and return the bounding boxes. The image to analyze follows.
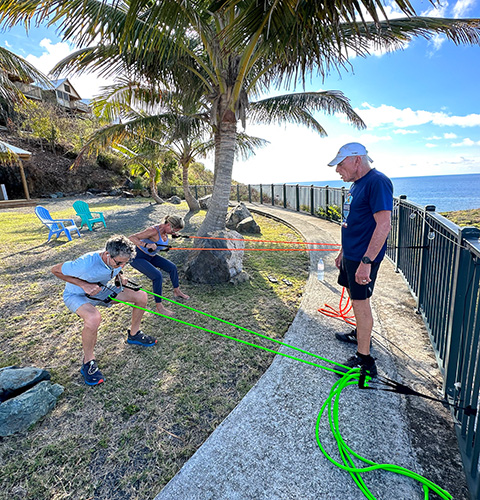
[226,202,252,230]
[0,367,63,437]
[184,230,245,284]
[0,366,50,403]
[168,195,182,205]
[237,216,261,234]
[198,195,212,210]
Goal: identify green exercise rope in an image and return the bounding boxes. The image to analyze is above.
[113,290,451,500]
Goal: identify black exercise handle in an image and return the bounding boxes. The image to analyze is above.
[148,245,171,252]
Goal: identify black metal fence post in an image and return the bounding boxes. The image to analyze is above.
[237,184,240,202]
[283,184,287,208]
[248,185,252,203]
[295,184,300,212]
[395,195,407,272]
[260,184,263,204]
[310,185,315,215]
[415,205,436,313]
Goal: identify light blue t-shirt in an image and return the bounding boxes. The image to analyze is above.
[61,251,122,312]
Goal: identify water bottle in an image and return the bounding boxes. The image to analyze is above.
[317,258,325,281]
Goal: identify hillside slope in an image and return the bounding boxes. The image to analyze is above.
[0,132,123,199]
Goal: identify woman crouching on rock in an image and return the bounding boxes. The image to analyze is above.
[129,215,190,316]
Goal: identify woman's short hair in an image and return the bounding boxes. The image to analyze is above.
[164,215,185,230]
[106,234,137,259]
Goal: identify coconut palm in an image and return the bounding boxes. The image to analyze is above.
[83,79,268,212]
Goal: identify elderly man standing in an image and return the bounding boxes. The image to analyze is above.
[327,143,393,376]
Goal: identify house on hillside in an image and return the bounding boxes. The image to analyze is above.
[11,77,91,116]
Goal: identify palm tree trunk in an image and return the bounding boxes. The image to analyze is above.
[149,167,164,204]
[198,115,236,235]
[182,160,200,212]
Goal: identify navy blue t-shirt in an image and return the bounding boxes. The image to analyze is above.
[341,168,393,262]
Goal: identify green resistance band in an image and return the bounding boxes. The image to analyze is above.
[113,291,451,500]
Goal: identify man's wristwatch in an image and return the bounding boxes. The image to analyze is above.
[361,256,373,264]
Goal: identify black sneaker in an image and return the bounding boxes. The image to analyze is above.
[80,360,105,386]
[335,329,372,347]
[127,329,157,347]
[337,353,377,377]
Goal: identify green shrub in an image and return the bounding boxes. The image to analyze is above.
[317,205,342,222]
[97,152,125,173]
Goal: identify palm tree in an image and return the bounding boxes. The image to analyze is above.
[85,80,268,212]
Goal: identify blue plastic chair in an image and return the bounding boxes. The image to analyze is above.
[73,200,107,231]
[35,205,81,242]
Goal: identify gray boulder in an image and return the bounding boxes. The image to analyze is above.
[0,380,63,436]
[0,367,63,437]
[198,195,212,210]
[226,202,252,230]
[0,366,50,403]
[184,230,244,284]
[168,196,182,204]
[236,216,261,234]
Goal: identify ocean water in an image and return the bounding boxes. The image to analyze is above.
[299,173,480,213]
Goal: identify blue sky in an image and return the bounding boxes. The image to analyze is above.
[2,0,480,184]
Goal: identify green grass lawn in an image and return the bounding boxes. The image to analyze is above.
[0,198,309,500]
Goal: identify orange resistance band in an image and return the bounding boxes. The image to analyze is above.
[318,287,356,326]
[171,247,341,252]
[182,235,340,246]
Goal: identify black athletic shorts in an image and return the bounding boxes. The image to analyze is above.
[337,257,381,300]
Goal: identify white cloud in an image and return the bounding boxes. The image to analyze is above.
[420,1,449,17]
[453,0,476,17]
[444,132,458,139]
[394,129,418,135]
[452,138,480,147]
[426,135,442,140]
[428,34,447,54]
[4,40,11,48]
[24,38,116,99]
[354,102,480,128]
[426,143,438,148]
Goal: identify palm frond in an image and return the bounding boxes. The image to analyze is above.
[249,91,366,133]
[235,132,269,161]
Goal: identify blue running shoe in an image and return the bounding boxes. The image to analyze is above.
[127,329,157,347]
[80,360,104,386]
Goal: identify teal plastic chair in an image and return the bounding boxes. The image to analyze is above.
[73,200,107,231]
[35,205,81,242]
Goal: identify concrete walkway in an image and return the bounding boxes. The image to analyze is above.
[155,204,468,500]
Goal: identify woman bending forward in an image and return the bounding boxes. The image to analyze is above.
[129,215,190,316]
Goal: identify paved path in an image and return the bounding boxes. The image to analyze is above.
[154,203,467,500]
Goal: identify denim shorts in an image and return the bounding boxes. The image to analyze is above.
[337,257,381,300]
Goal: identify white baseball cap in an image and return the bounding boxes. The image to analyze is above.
[328,142,373,166]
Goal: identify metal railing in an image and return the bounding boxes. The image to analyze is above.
[388,196,480,499]
[186,182,480,498]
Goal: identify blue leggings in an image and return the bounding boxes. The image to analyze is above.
[130,251,179,303]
